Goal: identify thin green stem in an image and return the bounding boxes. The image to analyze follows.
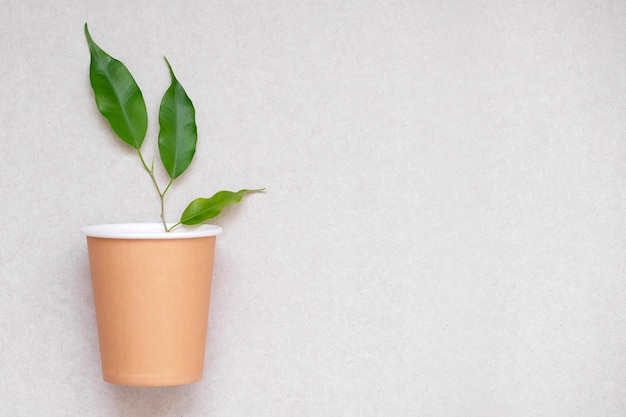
[137,150,170,232]
[162,179,174,196]
[167,222,182,232]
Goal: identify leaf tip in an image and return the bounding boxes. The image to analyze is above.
[163,56,175,78]
[84,23,91,41]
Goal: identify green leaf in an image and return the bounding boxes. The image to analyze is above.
[180,189,264,225]
[85,23,148,149]
[158,58,197,179]
[84,23,147,149]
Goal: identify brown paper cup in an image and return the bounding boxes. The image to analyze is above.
[82,223,222,386]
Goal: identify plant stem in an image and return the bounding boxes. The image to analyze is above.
[163,179,173,196]
[167,222,182,232]
[137,150,172,232]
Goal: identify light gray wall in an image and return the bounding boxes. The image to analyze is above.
[2,0,626,415]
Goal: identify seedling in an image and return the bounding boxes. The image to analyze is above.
[84,23,262,232]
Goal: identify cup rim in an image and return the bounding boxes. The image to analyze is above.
[81,223,222,239]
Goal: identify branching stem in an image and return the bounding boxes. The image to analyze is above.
[137,150,173,232]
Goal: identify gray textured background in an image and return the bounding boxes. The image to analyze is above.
[2,0,626,415]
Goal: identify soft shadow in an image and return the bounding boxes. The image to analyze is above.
[110,382,205,416]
